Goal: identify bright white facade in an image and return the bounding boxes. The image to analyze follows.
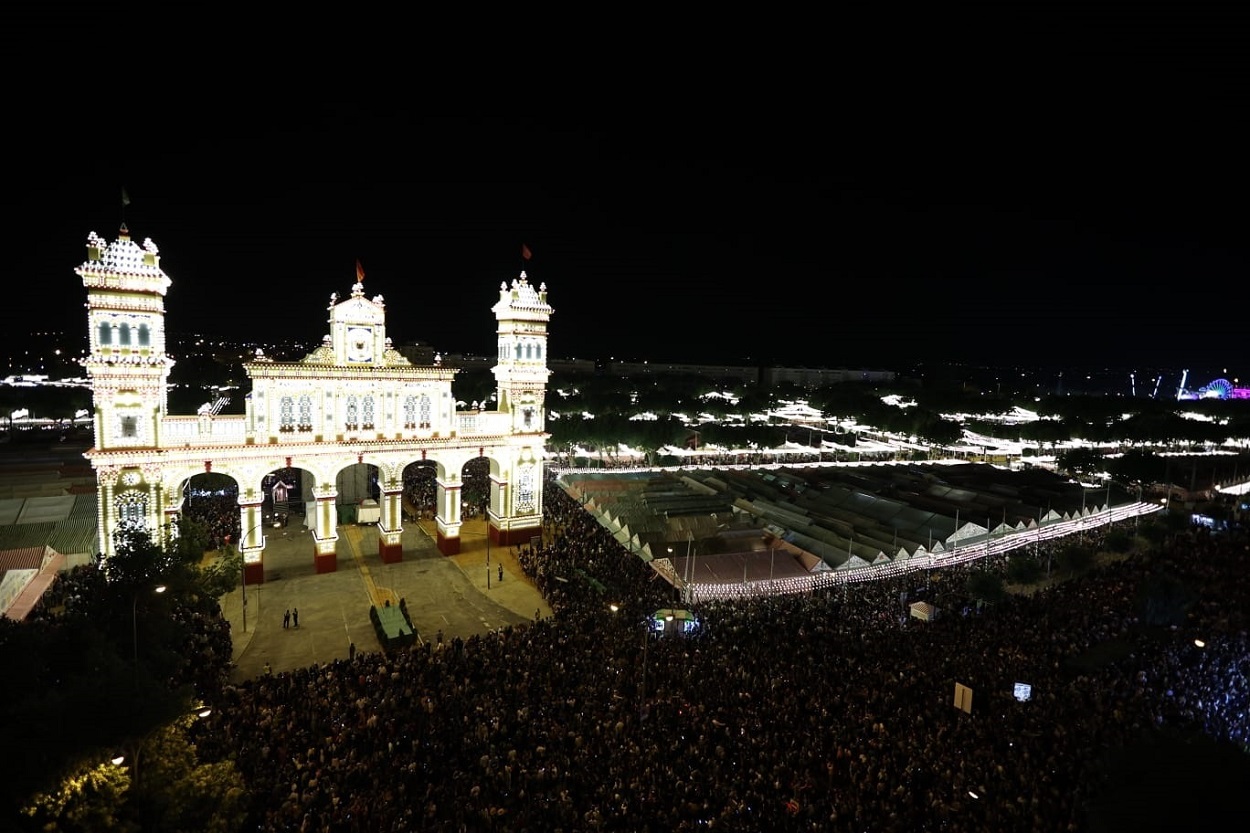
[79,225,552,581]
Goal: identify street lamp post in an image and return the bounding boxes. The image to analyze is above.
[240,543,247,634]
[112,705,212,796]
[132,584,166,688]
[1136,483,1143,531]
[639,614,650,722]
[683,530,693,605]
[235,522,269,633]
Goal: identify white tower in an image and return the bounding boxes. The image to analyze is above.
[492,272,553,434]
[77,225,175,543]
[77,225,174,451]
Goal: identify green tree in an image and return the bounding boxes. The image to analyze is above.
[1135,572,1198,627]
[126,715,247,833]
[1055,447,1105,479]
[1103,527,1134,554]
[20,755,132,833]
[1006,554,1044,585]
[965,568,1007,604]
[1138,518,1169,544]
[21,712,247,833]
[0,521,236,829]
[1056,543,1096,575]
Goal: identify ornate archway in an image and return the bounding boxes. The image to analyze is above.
[78,226,553,583]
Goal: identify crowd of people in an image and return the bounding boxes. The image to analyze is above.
[178,473,1249,832]
[184,488,244,551]
[403,459,490,521]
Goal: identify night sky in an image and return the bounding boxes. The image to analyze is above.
[11,97,1249,380]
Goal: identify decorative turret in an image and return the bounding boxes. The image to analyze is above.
[491,271,553,433]
[77,225,174,450]
[326,270,389,366]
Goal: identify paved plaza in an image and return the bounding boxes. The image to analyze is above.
[214,515,552,681]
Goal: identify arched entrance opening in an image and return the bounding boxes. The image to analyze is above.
[263,466,311,530]
[336,462,380,526]
[403,460,437,522]
[463,457,489,521]
[178,465,319,585]
[181,472,241,552]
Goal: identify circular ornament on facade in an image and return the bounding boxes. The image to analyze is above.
[121,471,141,486]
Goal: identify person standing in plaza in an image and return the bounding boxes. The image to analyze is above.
[292,608,299,628]
[283,609,291,629]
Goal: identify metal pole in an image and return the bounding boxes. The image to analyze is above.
[240,540,247,634]
[132,585,164,689]
[1136,484,1142,531]
[238,523,267,634]
[132,593,139,689]
[1035,507,1041,559]
[639,618,649,721]
[684,531,693,605]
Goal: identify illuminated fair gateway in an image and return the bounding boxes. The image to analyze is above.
[78,225,552,583]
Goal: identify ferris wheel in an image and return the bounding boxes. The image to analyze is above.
[1198,378,1233,399]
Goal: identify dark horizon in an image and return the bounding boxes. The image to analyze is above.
[4,327,1240,404]
[10,112,1249,380]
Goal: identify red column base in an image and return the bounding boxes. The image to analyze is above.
[244,562,265,585]
[496,525,540,547]
[315,551,337,573]
[379,540,402,563]
[436,531,461,555]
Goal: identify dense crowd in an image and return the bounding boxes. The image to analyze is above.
[404,459,490,521]
[179,474,1249,832]
[185,488,244,551]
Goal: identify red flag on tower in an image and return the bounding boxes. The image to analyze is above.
[521,244,532,261]
[355,259,365,282]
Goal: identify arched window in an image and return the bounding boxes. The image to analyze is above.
[116,490,148,526]
[118,323,131,346]
[346,396,359,430]
[137,323,151,347]
[298,396,313,432]
[515,467,535,513]
[404,395,417,429]
[98,322,113,346]
[419,395,432,430]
